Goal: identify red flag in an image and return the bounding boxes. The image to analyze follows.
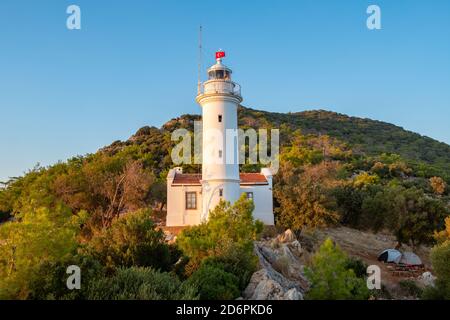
[216,51,225,59]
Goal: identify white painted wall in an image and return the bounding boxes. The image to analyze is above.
[166,168,203,226]
[198,91,242,220]
[166,184,203,226]
[240,184,274,225]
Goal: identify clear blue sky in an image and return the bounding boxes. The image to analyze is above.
[1,0,449,182]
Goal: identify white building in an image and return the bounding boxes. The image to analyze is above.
[166,52,274,226]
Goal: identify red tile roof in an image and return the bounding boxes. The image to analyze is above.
[239,173,268,185]
[172,173,268,185]
[172,173,202,185]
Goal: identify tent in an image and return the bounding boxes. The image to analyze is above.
[399,252,422,266]
[378,249,402,263]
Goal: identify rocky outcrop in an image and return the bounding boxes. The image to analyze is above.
[243,230,309,300]
[417,271,436,288]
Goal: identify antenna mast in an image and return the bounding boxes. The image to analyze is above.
[198,26,203,94]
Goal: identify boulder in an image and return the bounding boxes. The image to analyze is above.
[244,269,303,300]
[284,288,303,300]
[418,271,436,287]
[243,239,309,300]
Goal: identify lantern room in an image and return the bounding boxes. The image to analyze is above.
[197,51,242,100]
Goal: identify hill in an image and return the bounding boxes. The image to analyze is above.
[1,105,449,300]
[237,107,450,178]
[125,106,450,180]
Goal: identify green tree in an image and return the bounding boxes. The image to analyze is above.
[0,206,84,299]
[82,209,174,272]
[177,194,261,292]
[388,187,448,246]
[177,194,262,263]
[274,161,340,231]
[353,172,380,188]
[305,238,369,300]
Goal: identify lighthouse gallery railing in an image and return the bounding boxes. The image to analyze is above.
[197,80,241,98]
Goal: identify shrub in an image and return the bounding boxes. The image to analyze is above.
[422,240,450,300]
[186,263,240,300]
[87,267,198,300]
[274,161,340,231]
[28,254,104,300]
[200,249,258,291]
[82,209,173,272]
[399,280,423,298]
[0,206,83,299]
[345,257,368,279]
[305,238,370,300]
[177,194,262,268]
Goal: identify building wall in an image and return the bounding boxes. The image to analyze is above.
[166,184,202,226]
[240,185,274,225]
[166,168,275,227]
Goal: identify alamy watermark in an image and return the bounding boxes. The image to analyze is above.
[367,265,381,290]
[66,265,81,290]
[171,121,280,174]
[367,5,381,30]
[66,5,81,30]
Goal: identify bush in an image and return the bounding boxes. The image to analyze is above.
[345,257,368,279]
[176,195,261,297]
[0,206,83,299]
[399,280,423,298]
[186,263,240,300]
[82,209,174,272]
[87,267,198,300]
[200,249,258,291]
[28,254,104,300]
[422,240,450,300]
[305,238,370,300]
[177,195,262,269]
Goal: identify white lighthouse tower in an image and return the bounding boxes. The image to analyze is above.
[196,51,242,221]
[165,51,274,227]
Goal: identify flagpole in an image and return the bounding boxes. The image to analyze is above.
[198,25,202,94]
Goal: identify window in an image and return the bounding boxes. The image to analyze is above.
[219,189,223,197]
[208,70,229,80]
[218,115,222,122]
[185,192,197,210]
[246,192,254,201]
[216,70,224,79]
[218,150,223,158]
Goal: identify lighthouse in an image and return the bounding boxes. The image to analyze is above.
[196,51,242,221]
[166,51,274,227]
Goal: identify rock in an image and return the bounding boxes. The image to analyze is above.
[164,232,177,244]
[277,229,296,243]
[283,288,303,300]
[288,240,303,256]
[243,239,309,300]
[418,271,436,287]
[244,269,302,300]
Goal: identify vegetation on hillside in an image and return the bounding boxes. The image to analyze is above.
[1,106,449,299]
[305,238,369,300]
